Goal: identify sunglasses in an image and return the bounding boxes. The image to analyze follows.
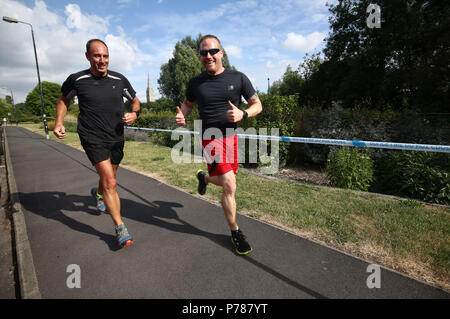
[199,48,221,56]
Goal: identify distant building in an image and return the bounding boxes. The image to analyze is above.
[146,73,155,103]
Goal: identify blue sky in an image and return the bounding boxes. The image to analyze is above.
[0,0,335,103]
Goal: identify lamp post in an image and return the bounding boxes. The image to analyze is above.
[3,16,49,139]
[267,77,270,94]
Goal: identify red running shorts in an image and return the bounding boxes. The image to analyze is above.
[202,134,238,177]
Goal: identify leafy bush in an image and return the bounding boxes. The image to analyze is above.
[326,146,374,191]
[373,151,450,205]
[294,105,449,166]
[46,119,77,133]
[132,110,178,147]
[294,104,394,165]
[240,93,299,167]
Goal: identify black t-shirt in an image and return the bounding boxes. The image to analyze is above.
[185,69,256,136]
[61,69,136,143]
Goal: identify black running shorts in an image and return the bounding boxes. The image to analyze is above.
[80,139,125,166]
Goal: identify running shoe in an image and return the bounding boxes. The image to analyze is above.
[115,223,133,248]
[231,229,253,255]
[90,187,106,213]
[196,169,207,195]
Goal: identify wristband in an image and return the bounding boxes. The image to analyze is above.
[242,110,248,120]
[132,110,140,118]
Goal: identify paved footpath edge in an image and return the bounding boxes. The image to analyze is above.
[4,127,41,299]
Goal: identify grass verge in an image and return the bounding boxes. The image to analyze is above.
[21,123,450,291]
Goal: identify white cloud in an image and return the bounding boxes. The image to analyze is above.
[282,31,326,52]
[225,45,243,59]
[106,26,153,74]
[133,0,332,87]
[0,0,146,102]
[65,4,82,29]
[0,0,334,103]
[65,3,109,33]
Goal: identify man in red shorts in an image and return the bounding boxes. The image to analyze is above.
[175,34,262,255]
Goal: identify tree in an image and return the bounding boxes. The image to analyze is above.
[141,97,174,113]
[10,102,36,122]
[5,95,13,105]
[269,53,323,98]
[158,34,234,103]
[25,81,61,117]
[299,53,322,82]
[268,65,304,96]
[0,97,12,119]
[304,0,449,112]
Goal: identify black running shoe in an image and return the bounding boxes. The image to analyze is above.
[196,169,207,195]
[231,229,253,255]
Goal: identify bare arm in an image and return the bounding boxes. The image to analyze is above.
[53,96,70,139]
[130,97,140,113]
[180,99,194,117]
[244,93,263,118]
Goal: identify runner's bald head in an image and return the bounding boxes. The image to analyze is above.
[199,34,223,50]
[86,39,108,54]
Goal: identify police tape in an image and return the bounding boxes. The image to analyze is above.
[124,126,450,153]
[50,118,449,153]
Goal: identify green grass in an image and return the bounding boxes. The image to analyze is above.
[21,123,450,291]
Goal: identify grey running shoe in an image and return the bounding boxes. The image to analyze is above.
[90,187,106,213]
[115,223,133,248]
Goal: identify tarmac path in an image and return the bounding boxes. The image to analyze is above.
[4,126,449,299]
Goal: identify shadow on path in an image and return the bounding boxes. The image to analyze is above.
[17,191,233,253]
[17,190,326,298]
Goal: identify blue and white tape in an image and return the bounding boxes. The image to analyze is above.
[124,126,450,153]
[49,118,449,153]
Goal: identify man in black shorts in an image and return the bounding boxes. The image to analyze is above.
[176,35,262,255]
[53,39,141,248]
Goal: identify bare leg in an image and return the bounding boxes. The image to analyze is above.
[205,171,238,231]
[97,163,118,196]
[94,159,122,227]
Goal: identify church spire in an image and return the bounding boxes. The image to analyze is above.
[146,73,155,102]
